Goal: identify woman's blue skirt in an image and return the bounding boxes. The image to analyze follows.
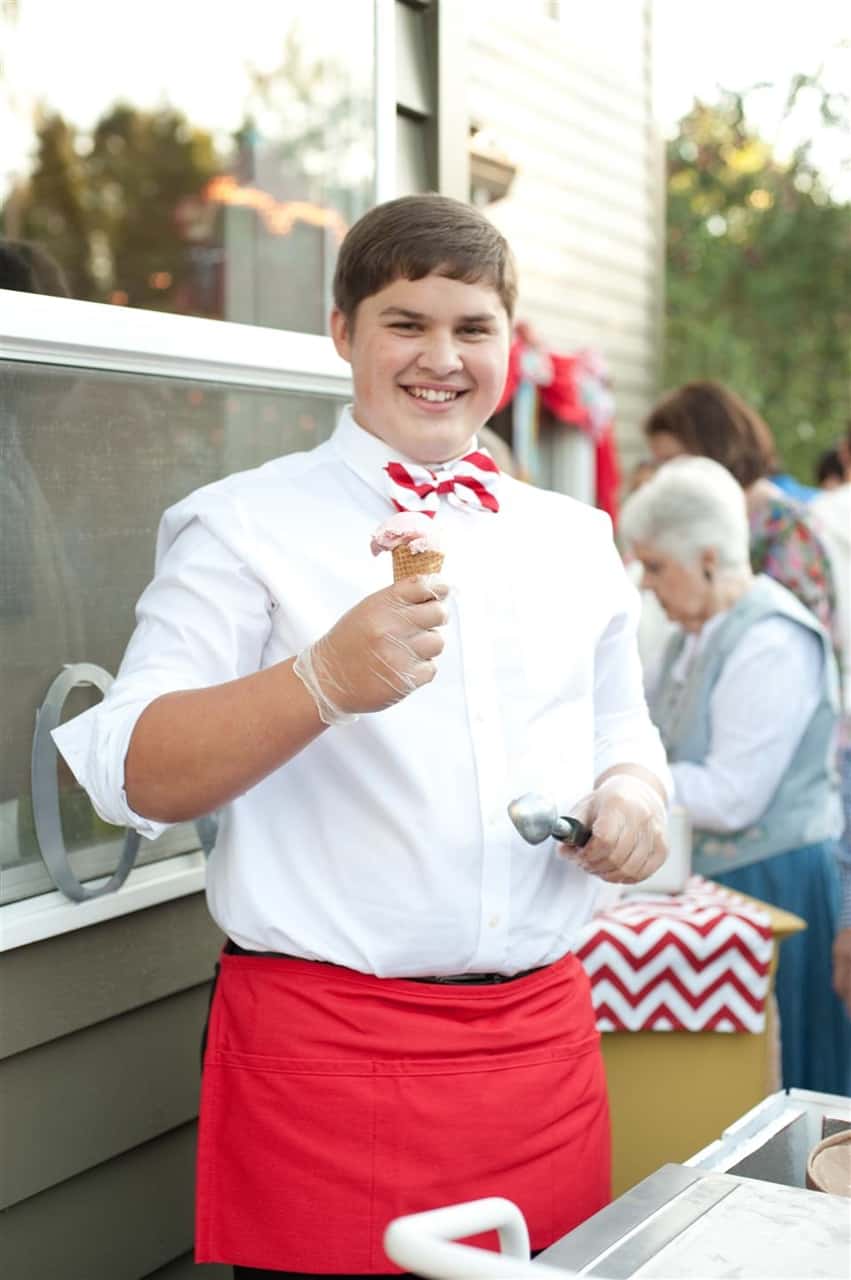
[712,840,851,1096]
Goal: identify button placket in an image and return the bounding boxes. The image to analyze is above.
[450,523,512,970]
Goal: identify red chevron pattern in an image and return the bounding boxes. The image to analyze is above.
[575,877,773,1033]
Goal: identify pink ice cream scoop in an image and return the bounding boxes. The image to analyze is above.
[370,511,444,556]
[370,512,445,580]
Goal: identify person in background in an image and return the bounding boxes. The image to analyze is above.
[625,458,657,495]
[810,423,851,1017]
[620,458,674,674]
[0,237,71,297]
[620,456,850,1094]
[815,445,846,492]
[643,380,836,637]
[766,466,819,504]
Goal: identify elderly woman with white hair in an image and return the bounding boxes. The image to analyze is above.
[620,456,850,1094]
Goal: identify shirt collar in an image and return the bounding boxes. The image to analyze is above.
[330,404,482,503]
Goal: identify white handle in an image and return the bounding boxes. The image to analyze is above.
[383,1197,581,1279]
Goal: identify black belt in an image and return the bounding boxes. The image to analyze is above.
[224,939,543,985]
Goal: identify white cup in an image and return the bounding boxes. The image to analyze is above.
[622,804,692,895]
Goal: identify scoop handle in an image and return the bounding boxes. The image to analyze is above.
[551,815,592,847]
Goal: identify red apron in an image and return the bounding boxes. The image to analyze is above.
[196,951,610,1273]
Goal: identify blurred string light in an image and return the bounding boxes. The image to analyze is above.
[203,175,348,241]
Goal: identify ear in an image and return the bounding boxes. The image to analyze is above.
[330,308,353,364]
[700,547,718,579]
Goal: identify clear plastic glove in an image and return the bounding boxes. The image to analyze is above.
[558,773,668,884]
[294,576,449,725]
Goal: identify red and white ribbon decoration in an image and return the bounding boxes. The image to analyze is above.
[384,449,500,515]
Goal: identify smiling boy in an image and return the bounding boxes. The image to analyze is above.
[54,194,670,1278]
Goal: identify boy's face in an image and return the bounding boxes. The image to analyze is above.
[330,272,511,465]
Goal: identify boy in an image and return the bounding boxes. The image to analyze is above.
[54,194,670,1278]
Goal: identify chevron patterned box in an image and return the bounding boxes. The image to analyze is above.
[576,877,774,1033]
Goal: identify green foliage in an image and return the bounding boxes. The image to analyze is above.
[1,29,371,327]
[7,105,220,311]
[665,79,851,481]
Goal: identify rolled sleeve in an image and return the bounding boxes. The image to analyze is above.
[51,507,273,837]
[592,541,672,798]
[52,696,170,839]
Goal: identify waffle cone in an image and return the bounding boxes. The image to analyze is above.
[391,546,445,582]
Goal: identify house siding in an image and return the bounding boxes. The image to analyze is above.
[0,895,228,1279]
[466,0,664,467]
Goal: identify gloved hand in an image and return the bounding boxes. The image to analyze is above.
[294,575,449,725]
[558,772,668,884]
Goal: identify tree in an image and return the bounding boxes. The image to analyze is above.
[665,75,851,480]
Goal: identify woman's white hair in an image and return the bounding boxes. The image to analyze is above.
[619,456,750,570]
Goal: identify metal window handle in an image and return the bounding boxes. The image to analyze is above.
[507,792,592,849]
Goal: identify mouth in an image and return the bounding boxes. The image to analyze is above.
[401,385,469,407]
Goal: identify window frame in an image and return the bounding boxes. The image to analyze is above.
[0,293,354,950]
[0,0,406,946]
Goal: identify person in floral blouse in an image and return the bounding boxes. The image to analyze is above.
[642,380,836,637]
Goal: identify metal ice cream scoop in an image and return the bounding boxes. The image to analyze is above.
[507,792,592,848]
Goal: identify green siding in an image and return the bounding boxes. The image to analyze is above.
[1,984,212,1208]
[1,891,222,1059]
[1,894,222,1279]
[2,1124,199,1280]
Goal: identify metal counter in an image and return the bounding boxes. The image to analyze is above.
[539,1090,851,1279]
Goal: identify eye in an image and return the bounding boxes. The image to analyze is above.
[458,324,490,337]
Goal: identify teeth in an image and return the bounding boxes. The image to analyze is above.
[407,387,459,402]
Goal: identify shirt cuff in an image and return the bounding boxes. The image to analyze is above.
[52,701,172,841]
[594,731,673,804]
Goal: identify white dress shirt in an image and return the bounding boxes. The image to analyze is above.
[54,408,669,976]
[663,612,822,831]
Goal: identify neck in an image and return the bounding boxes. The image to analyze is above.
[705,568,753,621]
[745,477,780,510]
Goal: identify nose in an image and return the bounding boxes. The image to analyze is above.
[415,329,464,378]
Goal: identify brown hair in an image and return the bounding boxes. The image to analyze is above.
[643,380,774,488]
[332,193,517,323]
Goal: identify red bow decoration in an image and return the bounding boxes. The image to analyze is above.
[384,449,500,515]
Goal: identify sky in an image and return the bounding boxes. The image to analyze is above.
[0,1,373,201]
[653,0,851,196]
[2,1,850,199]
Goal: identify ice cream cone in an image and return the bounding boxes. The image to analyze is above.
[391,546,445,582]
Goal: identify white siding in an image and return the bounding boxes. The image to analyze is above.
[464,0,664,468]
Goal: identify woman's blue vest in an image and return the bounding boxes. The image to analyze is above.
[648,575,841,876]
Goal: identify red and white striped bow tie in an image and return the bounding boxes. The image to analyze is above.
[384,449,500,515]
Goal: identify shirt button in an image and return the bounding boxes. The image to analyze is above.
[488,914,500,928]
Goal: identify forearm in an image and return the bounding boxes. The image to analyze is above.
[124,659,326,822]
[595,762,669,806]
